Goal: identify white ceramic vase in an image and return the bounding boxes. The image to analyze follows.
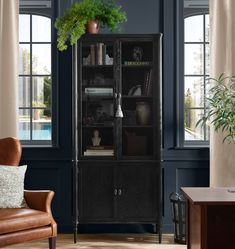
[136,102,151,125]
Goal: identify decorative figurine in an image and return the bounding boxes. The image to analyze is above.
[133,46,143,61]
[92,129,101,146]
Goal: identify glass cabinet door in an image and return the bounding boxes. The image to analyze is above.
[80,41,115,157]
[121,41,154,158]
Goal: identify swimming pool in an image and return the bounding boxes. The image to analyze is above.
[19,123,51,140]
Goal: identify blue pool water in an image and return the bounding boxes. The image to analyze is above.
[19,123,51,140]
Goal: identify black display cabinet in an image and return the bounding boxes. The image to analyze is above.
[72,34,162,243]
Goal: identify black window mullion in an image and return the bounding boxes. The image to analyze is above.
[30,14,33,141]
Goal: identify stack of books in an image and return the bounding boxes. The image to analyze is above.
[123,61,151,66]
[84,146,114,156]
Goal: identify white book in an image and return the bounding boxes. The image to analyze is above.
[85,88,113,96]
[85,88,113,93]
[84,151,114,156]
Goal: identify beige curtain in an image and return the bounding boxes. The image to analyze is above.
[0,0,19,138]
[209,0,235,187]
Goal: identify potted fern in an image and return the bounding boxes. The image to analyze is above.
[196,74,235,142]
[55,0,127,51]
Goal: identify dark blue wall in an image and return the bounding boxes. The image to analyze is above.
[22,0,209,233]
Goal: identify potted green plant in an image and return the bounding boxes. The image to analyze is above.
[55,0,127,51]
[196,73,235,142]
[32,101,46,120]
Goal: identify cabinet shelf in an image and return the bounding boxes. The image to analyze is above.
[121,156,154,160]
[122,64,152,68]
[82,125,114,128]
[122,95,152,99]
[82,96,114,100]
[82,65,113,68]
[82,85,114,88]
[122,125,153,128]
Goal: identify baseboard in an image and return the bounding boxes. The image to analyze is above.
[58,223,173,234]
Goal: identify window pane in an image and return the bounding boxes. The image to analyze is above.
[206,44,210,75]
[19,109,30,140]
[205,14,210,42]
[33,121,51,140]
[19,77,30,107]
[32,44,51,74]
[185,44,203,75]
[32,76,51,109]
[19,44,30,75]
[32,16,51,42]
[184,109,205,141]
[19,14,30,42]
[185,77,204,107]
[185,15,203,42]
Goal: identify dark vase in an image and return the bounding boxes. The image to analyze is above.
[86,20,99,34]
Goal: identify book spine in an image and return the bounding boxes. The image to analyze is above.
[86,149,114,152]
[95,43,103,65]
[95,43,99,65]
[84,152,114,156]
[90,45,95,65]
[147,69,153,96]
[102,44,106,65]
[143,71,150,96]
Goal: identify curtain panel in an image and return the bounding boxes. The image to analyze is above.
[210,0,235,187]
[0,0,19,138]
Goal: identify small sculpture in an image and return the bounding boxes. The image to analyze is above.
[133,46,143,61]
[92,129,101,146]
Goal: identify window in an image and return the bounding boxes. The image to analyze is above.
[19,14,52,144]
[184,13,210,143]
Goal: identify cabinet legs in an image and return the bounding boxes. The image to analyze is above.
[153,223,162,243]
[74,224,78,243]
[155,222,162,243]
[158,228,162,243]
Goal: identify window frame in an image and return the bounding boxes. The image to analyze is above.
[19,6,58,147]
[177,7,209,147]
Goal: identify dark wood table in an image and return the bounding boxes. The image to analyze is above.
[181,187,235,249]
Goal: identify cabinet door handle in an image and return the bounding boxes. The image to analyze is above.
[114,189,118,196]
[118,189,122,196]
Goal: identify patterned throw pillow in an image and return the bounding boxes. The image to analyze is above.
[0,165,27,208]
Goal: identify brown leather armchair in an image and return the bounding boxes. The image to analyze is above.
[0,137,57,248]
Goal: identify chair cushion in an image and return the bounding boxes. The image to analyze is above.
[0,208,51,234]
[0,165,27,208]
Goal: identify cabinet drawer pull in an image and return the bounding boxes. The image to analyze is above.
[118,189,122,196]
[114,189,118,196]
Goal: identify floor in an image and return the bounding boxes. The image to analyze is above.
[5,234,187,249]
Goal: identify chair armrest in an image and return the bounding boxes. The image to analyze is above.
[24,190,57,236]
[24,190,54,213]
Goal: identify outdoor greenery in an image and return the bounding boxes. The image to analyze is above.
[43,76,52,116]
[55,0,127,51]
[184,88,193,130]
[196,74,235,142]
